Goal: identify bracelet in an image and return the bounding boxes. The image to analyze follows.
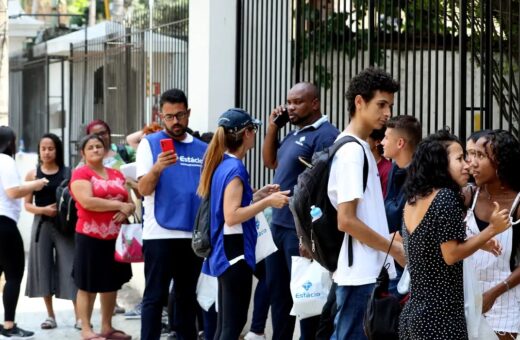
[503,280,510,291]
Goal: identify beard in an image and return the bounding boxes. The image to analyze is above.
[166,124,187,137]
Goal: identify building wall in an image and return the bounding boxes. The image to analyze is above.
[0,0,7,125]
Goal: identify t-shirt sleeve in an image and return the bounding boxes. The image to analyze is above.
[71,166,92,183]
[0,156,21,190]
[436,189,466,244]
[136,138,153,179]
[329,142,365,205]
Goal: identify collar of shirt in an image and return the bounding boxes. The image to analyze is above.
[293,115,328,135]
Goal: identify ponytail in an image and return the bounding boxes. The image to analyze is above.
[197,127,227,198]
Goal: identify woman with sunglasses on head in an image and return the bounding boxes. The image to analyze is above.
[24,133,78,330]
[466,129,520,340]
[399,130,511,340]
[197,109,290,340]
[0,126,48,338]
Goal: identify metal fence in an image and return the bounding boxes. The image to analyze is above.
[69,0,189,165]
[9,56,67,152]
[237,0,520,189]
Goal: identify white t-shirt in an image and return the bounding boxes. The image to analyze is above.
[327,132,396,286]
[136,134,193,240]
[0,154,22,222]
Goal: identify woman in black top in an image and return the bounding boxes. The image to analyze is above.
[400,130,511,340]
[24,133,77,329]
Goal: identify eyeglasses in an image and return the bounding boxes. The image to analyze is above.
[248,125,259,133]
[162,111,189,122]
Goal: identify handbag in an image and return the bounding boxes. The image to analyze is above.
[255,212,277,263]
[363,233,400,340]
[114,223,144,263]
[289,256,332,319]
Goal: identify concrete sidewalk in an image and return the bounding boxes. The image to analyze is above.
[2,263,300,340]
[2,276,143,340]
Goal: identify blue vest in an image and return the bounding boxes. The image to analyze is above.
[145,131,207,231]
[202,155,256,277]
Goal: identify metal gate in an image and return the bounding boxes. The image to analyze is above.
[236,0,520,188]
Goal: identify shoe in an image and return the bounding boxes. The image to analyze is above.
[40,317,57,330]
[166,331,177,340]
[99,329,131,340]
[0,324,35,339]
[243,331,266,340]
[113,303,126,314]
[124,302,142,319]
[74,320,93,331]
[160,323,170,338]
[197,330,204,340]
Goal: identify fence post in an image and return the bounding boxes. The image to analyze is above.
[294,0,302,83]
[459,0,467,141]
[484,0,493,129]
[234,0,242,108]
[368,0,375,66]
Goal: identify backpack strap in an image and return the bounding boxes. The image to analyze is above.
[329,135,369,267]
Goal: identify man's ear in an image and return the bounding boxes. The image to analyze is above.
[354,94,364,111]
[397,137,406,149]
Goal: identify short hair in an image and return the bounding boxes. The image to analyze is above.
[160,89,188,110]
[86,119,111,136]
[369,127,386,141]
[386,115,422,149]
[346,67,399,117]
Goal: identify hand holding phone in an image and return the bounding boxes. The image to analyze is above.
[160,138,175,153]
[273,108,290,128]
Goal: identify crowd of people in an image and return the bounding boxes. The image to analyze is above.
[0,66,519,340]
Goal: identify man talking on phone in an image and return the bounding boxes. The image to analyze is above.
[136,89,207,340]
[262,82,339,340]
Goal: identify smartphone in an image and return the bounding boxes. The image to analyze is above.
[160,138,175,153]
[274,108,290,128]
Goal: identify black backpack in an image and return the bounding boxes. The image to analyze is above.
[364,234,401,340]
[289,136,368,272]
[55,168,78,236]
[192,195,211,258]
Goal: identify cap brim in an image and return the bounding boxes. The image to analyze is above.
[251,118,262,126]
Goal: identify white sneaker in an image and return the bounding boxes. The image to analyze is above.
[243,331,266,340]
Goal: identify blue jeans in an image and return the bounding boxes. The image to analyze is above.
[331,283,375,340]
[266,224,320,340]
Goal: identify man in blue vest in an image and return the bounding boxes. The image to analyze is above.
[136,89,207,340]
[262,82,339,340]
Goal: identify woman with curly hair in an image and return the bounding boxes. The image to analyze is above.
[465,130,520,340]
[399,130,511,340]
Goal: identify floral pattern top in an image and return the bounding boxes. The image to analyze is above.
[71,165,128,240]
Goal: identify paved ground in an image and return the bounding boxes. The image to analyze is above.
[2,267,301,340]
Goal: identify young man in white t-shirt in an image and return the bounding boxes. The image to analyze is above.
[327,68,406,340]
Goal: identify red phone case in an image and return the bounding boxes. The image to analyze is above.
[160,139,175,153]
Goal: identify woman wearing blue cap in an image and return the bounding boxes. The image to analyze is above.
[197,108,290,340]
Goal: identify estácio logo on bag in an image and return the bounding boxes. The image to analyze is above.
[295,281,321,298]
[256,219,267,237]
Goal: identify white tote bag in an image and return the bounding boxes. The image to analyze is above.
[289,256,332,319]
[196,272,218,312]
[255,212,277,263]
